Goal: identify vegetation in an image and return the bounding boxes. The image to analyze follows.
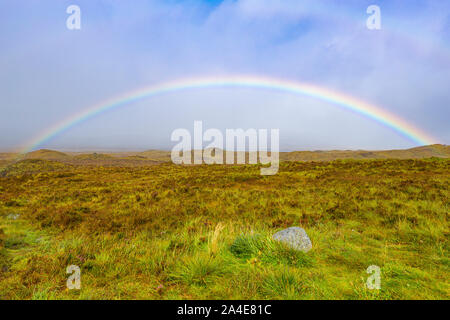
[0,155,448,299]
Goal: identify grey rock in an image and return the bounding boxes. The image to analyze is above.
[6,214,20,220]
[272,227,312,252]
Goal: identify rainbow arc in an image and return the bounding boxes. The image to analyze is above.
[21,75,438,153]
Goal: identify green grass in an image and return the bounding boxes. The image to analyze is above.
[0,158,448,299]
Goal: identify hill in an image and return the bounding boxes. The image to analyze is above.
[72,153,114,160]
[281,144,449,161]
[5,145,448,166]
[138,149,172,161]
[24,149,69,160]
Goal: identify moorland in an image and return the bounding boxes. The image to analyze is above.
[0,145,448,299]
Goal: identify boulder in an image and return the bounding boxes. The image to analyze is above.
[272,227,312,252]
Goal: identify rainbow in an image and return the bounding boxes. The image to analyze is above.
[20,75,438,153]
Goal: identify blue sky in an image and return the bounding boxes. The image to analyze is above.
[0,0,449,151]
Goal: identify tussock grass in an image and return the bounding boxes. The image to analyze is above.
[262,268,304,299]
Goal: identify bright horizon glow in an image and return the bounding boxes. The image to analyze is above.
[20,75,439,154]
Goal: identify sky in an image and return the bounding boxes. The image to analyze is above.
[0,0,449,152]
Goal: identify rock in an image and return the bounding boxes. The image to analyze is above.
[6,214,20,220]
[272,227,312,252]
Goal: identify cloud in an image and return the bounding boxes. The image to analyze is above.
[0,0,448,151]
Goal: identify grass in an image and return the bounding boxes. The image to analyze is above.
[0,158,448,299]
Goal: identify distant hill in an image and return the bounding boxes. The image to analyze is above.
[1,145,446,166]
[137,145,449,162]
[73,153,114,160]
[24,149,69,160]
[281,144,449,161]
[0,153,17,161]
[138,150,172,161]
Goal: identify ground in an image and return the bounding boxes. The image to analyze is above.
[0,158,448,299]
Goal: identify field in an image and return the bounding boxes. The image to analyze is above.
[0,150,448,299]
